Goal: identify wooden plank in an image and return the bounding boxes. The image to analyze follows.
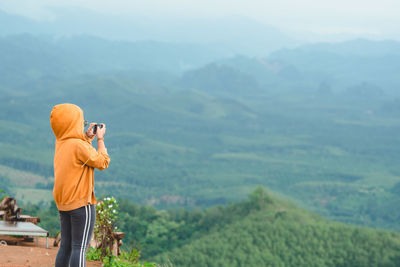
[18,215,40,224]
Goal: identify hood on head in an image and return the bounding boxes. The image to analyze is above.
[50,103,86,141]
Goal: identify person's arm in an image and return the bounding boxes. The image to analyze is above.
[96,123,107,154]
[78,123,110,170]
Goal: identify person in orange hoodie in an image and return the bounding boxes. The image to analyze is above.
[50,103,110,267]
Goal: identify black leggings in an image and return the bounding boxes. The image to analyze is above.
[55,204,96,267]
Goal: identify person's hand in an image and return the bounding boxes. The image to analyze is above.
[85,123,97,140]
[97,123,106,139]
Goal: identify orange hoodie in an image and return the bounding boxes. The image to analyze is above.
[50,103,110,211]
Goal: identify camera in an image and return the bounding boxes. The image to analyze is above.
[93,123,103,135]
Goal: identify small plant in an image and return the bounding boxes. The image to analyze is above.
[94,196,119,257]
[0,189,6,201]
[103,254,158,267]
[89,197,162,267]
[120,248,141,263]
[88,247,158,267]
[86,246,102,261]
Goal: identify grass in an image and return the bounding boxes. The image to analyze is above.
[14,187,53,205]
[0,165,48,187]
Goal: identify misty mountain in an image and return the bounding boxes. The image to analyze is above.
[185,39,400,96]
[180,63,261,96]
[0,8,296,56]
[0,9,42,35]
[0,33,228,87]
[277,38,400,57]
[267,39,400,93]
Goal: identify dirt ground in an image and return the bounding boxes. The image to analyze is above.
[0,237,102,267]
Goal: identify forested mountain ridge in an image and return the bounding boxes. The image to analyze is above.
[149,188,400,266]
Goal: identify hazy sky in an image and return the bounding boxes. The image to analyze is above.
[1,0,400,39]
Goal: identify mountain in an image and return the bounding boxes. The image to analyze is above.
[180,63,261,96]
[277,38,400,57]
[0,9,296,56]
[183,39,400,97]
[148,188,400,266]
[268,39,400,94]
[0,33,229,87]
[0,9,42,35]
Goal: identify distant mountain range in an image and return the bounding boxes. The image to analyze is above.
[0,8,297,56]
[1,32,399,95]
[0,33,229,87]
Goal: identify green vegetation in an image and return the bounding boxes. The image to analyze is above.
[118,187,400,266]
[29,188,400,266]
[0,189,7,201]
[22,201,60,236]
[94,197,119,257]
[87,196,159,267]
[0,37,400,230]
[1,35,400,239]
[86,247,158,267]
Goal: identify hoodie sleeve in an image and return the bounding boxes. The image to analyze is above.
[77,141,110,170]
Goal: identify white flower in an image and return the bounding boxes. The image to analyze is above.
[113,209,116,213]
[108,205,112,208]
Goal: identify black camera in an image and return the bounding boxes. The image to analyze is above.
[93,123,103,135]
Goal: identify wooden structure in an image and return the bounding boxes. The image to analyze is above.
[89,231,125,256]
[0,197,40,223]
[0,197,47,247]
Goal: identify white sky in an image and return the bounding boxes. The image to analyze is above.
[1,0,400,38]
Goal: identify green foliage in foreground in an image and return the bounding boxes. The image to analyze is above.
[116,187,275,258]
[0,189,6,201]
[94,197,119,257]
[86,247,158,267]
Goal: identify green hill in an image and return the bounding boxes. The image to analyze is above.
[147,188,400,266]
